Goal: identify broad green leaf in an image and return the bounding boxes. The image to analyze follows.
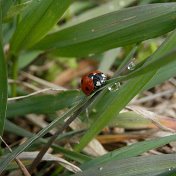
[74,27,176,152]
[73,154,176,176]
[33,3,176,57]
[62,0,135,29]
[0,2,8,136]
[7,90,83,118]
[10,0,71,55]
[82,134,176,169]
[106,29,176,87]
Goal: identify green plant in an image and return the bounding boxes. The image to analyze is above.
[0,0,176,175]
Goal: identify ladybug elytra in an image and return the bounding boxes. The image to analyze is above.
[81,71,107,96]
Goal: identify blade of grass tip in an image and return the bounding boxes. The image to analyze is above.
[0,137,31,176]
[0,1,8,139]
[28,92,100,174]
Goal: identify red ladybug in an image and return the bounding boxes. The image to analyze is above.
[81,71,107,96]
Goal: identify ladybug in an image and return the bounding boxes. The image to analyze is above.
[81,71,107,96]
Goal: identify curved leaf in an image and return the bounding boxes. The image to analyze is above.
[82,134,176,169]
[73,154,176,176]
[33,3,176,57]
[7,90,82,118]
[10,0,71,55]
[74,28,176,152]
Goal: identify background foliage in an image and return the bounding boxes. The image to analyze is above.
[0,0,176,175]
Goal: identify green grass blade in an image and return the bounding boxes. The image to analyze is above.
[0,2,8,136]
[73,154,176,176]
[33,3,176,57]
[74,26,176,152]
[75,71,156,152]
[82,134,176,169]
[4,120,91,164]
[143,29,176,90]
[7,90,83,118]
[107,29,176,86]
[10,0,71,55]
[62,0,135,29]
[0,93,90,173]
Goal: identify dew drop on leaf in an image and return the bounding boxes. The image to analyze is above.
[108,82,121,92]
[128,58,136,70]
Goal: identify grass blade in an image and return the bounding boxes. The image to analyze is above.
[10,0,71,55]
[73,154,176,176]
[33,3,176,57]
[0,93,94,173]
[0,2,8,136]
[75,71,156,152]
[7,90,83,118]
[62,0,135,29]
[74,27,176,152]
[82,134,176,169]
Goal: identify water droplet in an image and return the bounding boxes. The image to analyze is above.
[108,82,121,92]
[99,167,103,171]
[91,29,95,32]
[128,59,136,70]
